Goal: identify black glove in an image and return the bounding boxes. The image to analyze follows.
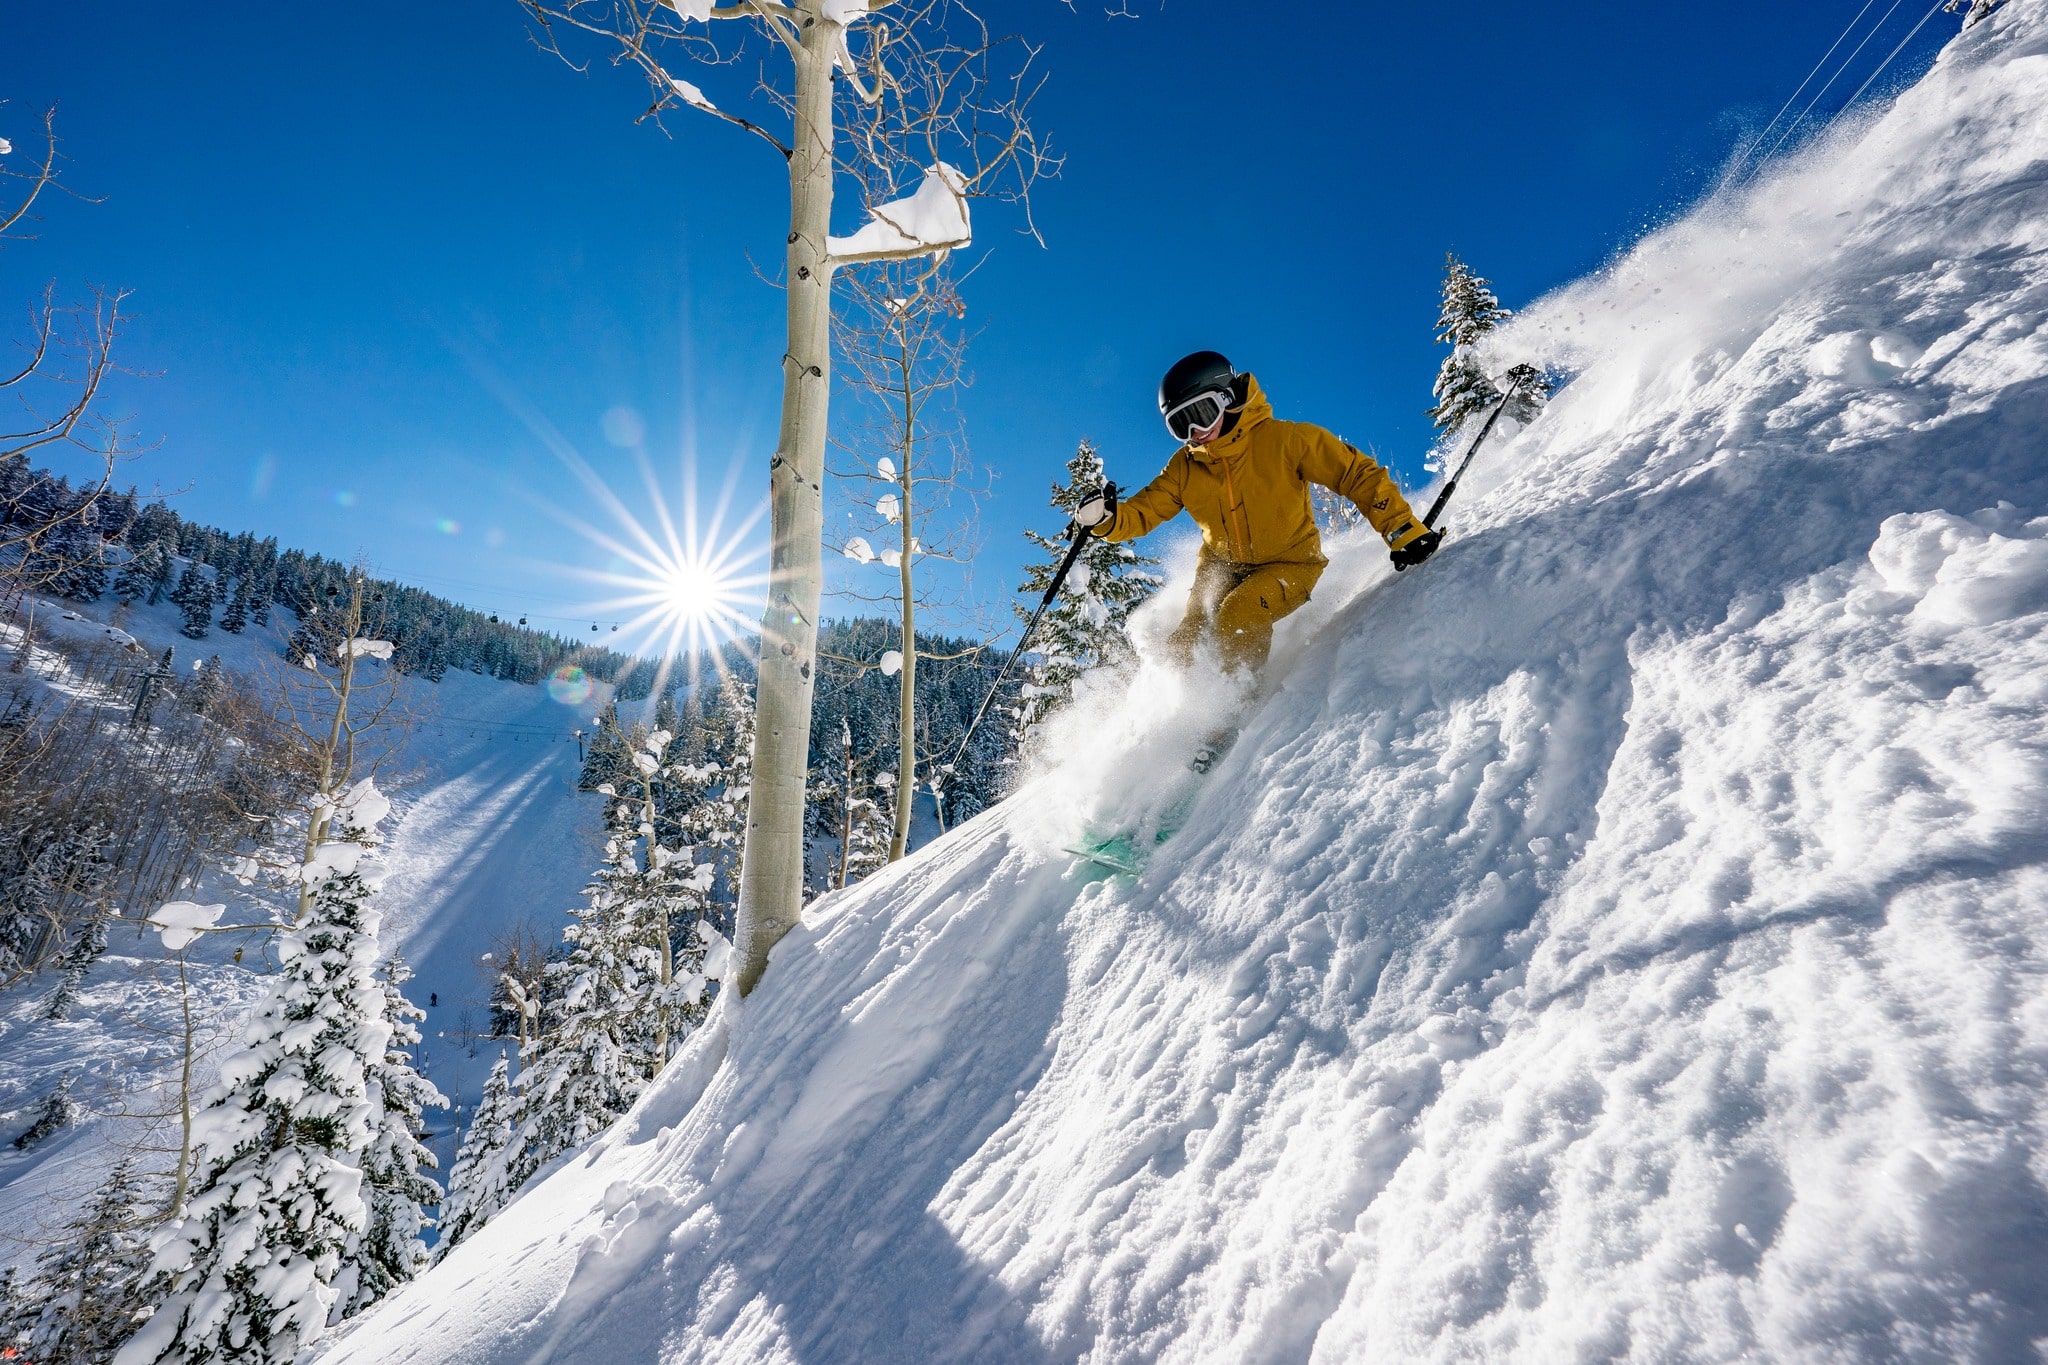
[1076,481,1118,533]
[1390,527,1443,572]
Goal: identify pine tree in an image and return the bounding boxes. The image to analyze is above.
[218,578,251,635]
[515,807,663,1172]
[24,1158,155,1364]
[119,781,396,1365]
[13,1075,78,1150]
[186,658,227,717]
[166,564,215,641]
[436,1055,518,1256]
[285,608,322,670]
[113,541,172,606]
[691,676,755,915]
[576,702,631,791]
[1012,441,1162,747]
[39,521,111,603]
[45,912,109,1021]
[341,953,446,1317]
[842,775,894,886]
[1428,252,1548,437]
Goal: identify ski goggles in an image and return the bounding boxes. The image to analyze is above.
[1162,389,1232,444]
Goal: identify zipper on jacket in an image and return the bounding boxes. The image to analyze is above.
[1219,453,1245,560]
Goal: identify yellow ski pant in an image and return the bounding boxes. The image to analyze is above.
[1166,556,1325,674]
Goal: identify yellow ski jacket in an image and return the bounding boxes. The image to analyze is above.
[1096,374,1430,565]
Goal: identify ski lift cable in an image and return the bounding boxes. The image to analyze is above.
[1731,0,1884,179]
[1751,0,1912,174]
[1832,0,1950,125]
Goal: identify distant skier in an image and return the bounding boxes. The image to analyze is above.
[1075,350,1440,676]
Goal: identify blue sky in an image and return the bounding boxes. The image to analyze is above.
[0,1,1956,651]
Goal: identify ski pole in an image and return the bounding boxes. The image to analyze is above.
[1424,369,1527,530]
[941,494,1103,777]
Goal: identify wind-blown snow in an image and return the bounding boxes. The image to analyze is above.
[322,8,2048,1362]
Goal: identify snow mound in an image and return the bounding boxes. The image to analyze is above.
[322,9,2048,1362]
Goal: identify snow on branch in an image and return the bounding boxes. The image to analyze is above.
[828,164,971,266]
[150,901,226,951]
[669,76,719,112]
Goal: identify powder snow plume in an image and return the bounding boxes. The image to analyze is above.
[317,7,2048,1361]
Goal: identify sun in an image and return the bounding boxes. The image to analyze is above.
[643,549,752,651]
[660,557,734,633]
[522,442,767,688]
[465,366,767,693]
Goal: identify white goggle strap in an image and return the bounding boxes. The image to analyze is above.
[1163,389,1230,439]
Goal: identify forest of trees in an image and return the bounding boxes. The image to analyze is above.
[0,452,659,692]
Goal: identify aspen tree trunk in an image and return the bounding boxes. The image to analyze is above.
[171,950,195,1217]
[736,8,837,995]
[838,720,853,890]
[891,328,916,861]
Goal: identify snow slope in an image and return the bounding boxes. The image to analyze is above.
[0,594,603,1259]
[321,8,2048,1362]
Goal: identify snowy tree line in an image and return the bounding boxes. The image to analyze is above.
[0,453,660,693]
[0,578,451,1365]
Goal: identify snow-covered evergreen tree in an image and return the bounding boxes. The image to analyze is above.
[1012,441,1161,747]
[1311,484,1366,535]
[285,609,322,670]
[186,657,227,717]
[45,912,109,1021]
[118,541,175,606]
[13,1075,78,1150]
[689,676,755,910]
[248,569,272,627]
[166,563,214,641]
[341,952,446,1317]
[1428,252,1548,436]
[842,775,894,886]
[118,780,396,1365]
[37,521,110,602]
[515,806,662,1172]
[577,702,630,791]
[218,578,251,634]
[24,1158,155,1364]
[436,1054,518,1257]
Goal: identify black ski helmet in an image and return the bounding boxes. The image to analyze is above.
[1158,350,1236,415]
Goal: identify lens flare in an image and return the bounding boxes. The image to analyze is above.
[546,664,594,706]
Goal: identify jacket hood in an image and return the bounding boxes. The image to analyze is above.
[1186,373,1273,463]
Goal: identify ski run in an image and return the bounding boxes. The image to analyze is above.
[6,3,2048,1361]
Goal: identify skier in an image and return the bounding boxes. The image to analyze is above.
[1075,350,1441,677]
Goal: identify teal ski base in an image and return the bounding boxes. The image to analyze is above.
[1064,794,1197,877]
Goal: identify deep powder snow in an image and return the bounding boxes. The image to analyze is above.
[319,8,2048,1361]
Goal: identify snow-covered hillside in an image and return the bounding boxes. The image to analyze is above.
[321,8,2048,1361]
[0,593,603,1257]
